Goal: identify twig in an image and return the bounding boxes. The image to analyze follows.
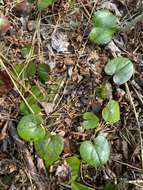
[75,0,98,68]
[53,75,68,112]
[112,159,143,172]
[125,83,143,169]
[128,180,143,187]
[121,13,143,32]
[131,84,143,106]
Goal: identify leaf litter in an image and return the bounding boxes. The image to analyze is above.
[0,0,143,190]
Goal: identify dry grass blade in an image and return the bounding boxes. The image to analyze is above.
[125,83,143,169]
[0,59,34,114]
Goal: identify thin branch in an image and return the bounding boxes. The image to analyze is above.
[125,83,143,169]
[121,13,143,32]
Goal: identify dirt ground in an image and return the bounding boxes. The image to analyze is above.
[0,0,143,189]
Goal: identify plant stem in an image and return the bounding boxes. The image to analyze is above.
[121,13,143,32]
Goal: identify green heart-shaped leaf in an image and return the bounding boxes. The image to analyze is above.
[26,62,36,77]
[89,27,114,44]
[102,99,120,124]
[104,57,134,85]
[89,9,117,44]
[66,156,80,182]
[71,182,93,190]
[37,64,50,83]
[35,134,64,167]
[80,135,110,168]
[37,0,55,11]
[17,114,45,142]
[82,112,99,129]
[92,9,117,29]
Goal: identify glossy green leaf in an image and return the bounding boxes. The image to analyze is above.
[102,99,120,124]
[71,182,93,190]
[37,64,50,82]
[92,9,117,29]
[35,134,64,167]
[104,57,134,85]
[82,112,99,129]
[37,0,55,11]
[66,156,80,182]
[80,135,110,168]
[17,114,45,141]
[89,27,114,44]
[89,9,117,44]
[26,62,36,77]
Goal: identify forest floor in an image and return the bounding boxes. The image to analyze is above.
[0,0,143,189]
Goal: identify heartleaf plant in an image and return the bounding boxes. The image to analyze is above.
[37,64,50,82]
[15,44,63,168]
[69,98,120,189]
[80,135,110,168]
[17,114,45,141]
[13,62,50,83]
[79,96,121,174]
[104,57,134,85]
[35,133,64,167]
[89,9,118,44]
[12,45,50,82]
[17,115,64,167]
[82,112,99,129]
[14,7,135,189]
[17,84,64,167]
[102,99,120,124]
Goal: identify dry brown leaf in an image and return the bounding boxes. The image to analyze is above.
[0,70,13,96]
